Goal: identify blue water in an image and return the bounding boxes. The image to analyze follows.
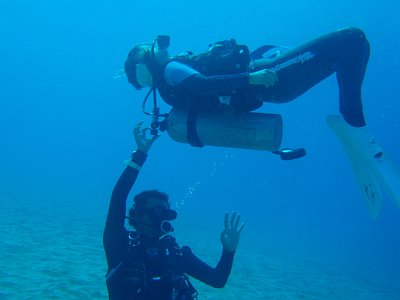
[1,0,399,299]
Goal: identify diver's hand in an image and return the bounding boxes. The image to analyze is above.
[220,212,244,252]
[133,121,160,154]
[249,69,278,87]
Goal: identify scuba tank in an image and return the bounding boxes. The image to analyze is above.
[165,109,283,152]
[136,35,305,159]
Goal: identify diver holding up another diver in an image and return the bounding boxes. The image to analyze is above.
[104,122,244,300]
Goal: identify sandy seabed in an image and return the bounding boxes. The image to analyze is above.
[1,193,399,300]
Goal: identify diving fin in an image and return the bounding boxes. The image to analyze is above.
[327,115,400,219]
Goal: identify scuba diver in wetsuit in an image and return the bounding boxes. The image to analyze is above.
[124,28,375,151]
[122,28,400,219]
[103,122,244,300]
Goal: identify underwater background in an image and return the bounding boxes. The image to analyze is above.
[1,0,399,299]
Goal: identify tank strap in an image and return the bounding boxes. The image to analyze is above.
[187,110,204,148]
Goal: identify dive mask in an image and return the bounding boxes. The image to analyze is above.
[146,206,177,223]
[125,35,170,89]
[146,206,177,234]
[125,43,152,89]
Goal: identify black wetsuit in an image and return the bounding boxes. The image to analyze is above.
[103,150,235,300]
[158,27,369,127]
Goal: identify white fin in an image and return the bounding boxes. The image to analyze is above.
[327,115,400,216]
[327,115,383,219]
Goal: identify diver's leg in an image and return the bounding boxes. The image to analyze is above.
[254,29,399,211]
[252,27,370,127]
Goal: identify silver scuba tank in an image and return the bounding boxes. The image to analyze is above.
[166,109,283,151]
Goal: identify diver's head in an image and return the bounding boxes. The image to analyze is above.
[124,35,171,89]
[128,190,177,238]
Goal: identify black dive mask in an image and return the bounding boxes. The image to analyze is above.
[146,206,177,234]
